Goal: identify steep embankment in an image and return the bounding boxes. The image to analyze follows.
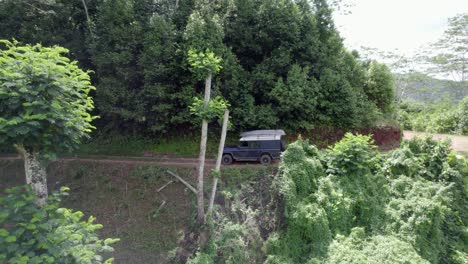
[0,159,274,263]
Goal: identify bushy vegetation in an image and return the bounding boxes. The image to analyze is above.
[188,134,467,263]
[324,227,429,264]
[398,97,468,135]
[266,135,467,263]
[0,0,395,134]
[0,186,119,263]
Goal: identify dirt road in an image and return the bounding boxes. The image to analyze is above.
[0,155,271,167]
[403,131,468,152]
[2,131,467,165]
[0,155,210,167]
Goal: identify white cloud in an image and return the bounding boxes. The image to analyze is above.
[334,0,468,56]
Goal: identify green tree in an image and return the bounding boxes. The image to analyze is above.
[187,48,223,224]
[270,64,319,130]
[364,61,395,114]
[0,41,96,205]
[0,0,396,134]
[91,0,144,133]
[139,15,181,133]
[184,1,225,224]
[0,0,94,69]
[0,186,119,263]
[425,13,468,99]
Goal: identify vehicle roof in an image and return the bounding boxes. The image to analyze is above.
[239,130,285,141]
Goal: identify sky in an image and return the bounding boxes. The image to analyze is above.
[333,0,468,57]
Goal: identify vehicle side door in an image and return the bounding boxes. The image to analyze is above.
[233,141,250,160]
[262,140,281,159]
[248,141,262,160]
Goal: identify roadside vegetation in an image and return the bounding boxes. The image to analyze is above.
[398,97,468,135]
[0,186,119,264]
[187,135,467,264]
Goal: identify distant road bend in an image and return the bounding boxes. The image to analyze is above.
[403,131,468,152]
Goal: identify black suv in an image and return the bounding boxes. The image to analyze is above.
[222,130,286,165]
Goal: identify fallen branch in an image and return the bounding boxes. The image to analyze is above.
[157,200,167,212]
[157,180,174,192]
[167,170,197,194]
[152,200,167,218]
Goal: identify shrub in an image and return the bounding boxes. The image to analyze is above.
[186,187,265,264]
[402,137,451,181]
[325,133,378,176]
[324,227,429,264]
[265,134,467,263]
[428,111,458,134]
[383,146,424,178]
[385,176,452,263]
[396,109,412,130]
[285,202,331,259]
[263,254,294,264]
[276,138,324,212]
[0,186,118,264]
[265,202,331,262]
[456,96,468,135]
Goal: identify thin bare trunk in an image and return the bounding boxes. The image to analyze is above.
[15,145,48,206]
[207,110,229,217]
[80,0,94,38]
[196,74,212,224]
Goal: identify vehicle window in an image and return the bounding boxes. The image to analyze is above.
[249,141,261,149]
[240,141,248,147]
[261,140,279,149]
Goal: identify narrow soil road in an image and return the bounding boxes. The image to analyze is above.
[0,155,273,167]
[2,131,466,165]
[403,131,468,152]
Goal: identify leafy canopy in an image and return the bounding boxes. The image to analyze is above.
[189,96,230,121]
[187,48,223,80]
[0,40,97,156]
[0,186,119,263]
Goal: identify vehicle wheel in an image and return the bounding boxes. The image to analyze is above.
[222,154,233,165]
[260,154,272,165]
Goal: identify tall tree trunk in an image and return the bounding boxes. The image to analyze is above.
[196,74,212,224]
[80,0,94,39]
[207,110,229,217]
[15,145,48,206]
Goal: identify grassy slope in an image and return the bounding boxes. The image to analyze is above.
[0,159,275,263]
[72,132,240,157]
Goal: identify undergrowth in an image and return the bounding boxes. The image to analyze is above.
[185,134,468,263]
[72,132,239,157]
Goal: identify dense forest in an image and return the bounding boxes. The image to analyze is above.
[0,0,395,134]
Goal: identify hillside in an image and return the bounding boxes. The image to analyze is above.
[0,158,275,263]
[397,73,466,103]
